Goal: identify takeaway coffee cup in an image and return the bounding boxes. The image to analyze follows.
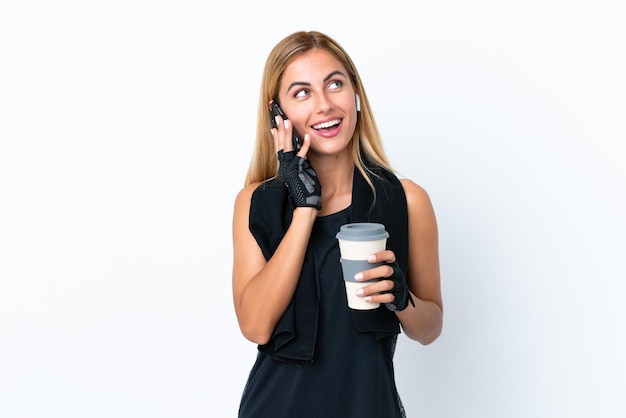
[336,223,389,310]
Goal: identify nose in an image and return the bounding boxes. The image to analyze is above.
[315,93,334,113]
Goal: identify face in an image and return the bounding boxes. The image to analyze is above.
[277,49,358,156]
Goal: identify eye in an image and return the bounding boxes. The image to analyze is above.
[328,80,343,90]
[294,88,309,99]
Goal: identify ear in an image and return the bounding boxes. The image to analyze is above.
[355,94,361,112]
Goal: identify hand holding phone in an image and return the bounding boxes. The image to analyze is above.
[270,101,302,152]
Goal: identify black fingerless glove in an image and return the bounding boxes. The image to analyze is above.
[278,150,322,210]
[384,261,416,312]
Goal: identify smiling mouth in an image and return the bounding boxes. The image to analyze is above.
[312,119,341,130]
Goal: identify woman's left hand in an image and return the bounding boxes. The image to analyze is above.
[354,250,415,311]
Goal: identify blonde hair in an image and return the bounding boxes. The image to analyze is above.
[244,31,393,190]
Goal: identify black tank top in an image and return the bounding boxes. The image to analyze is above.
[238,206,406,418]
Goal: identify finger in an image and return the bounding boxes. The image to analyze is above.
[297,133,311,157]
[356,282,395,302]
[366,250,396,264]
[283,119,294,152]
[361,279,394,295]
[354,264,394,282]
[272,115,287,151]
[364,293,395,305]
[270,126,279,151]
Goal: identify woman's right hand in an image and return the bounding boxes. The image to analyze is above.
[271,117,322,210]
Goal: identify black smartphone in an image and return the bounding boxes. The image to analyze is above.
[270,101,301,151]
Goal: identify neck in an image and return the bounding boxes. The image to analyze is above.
[310,150,354,216]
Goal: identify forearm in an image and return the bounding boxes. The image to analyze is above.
[236,207,318,344]
[396,293,443,345]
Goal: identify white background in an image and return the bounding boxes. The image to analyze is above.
[1,1,625,417]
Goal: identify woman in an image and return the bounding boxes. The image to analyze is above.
[232,30,443,417]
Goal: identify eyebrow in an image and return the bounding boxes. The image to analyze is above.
[286,70,347,93]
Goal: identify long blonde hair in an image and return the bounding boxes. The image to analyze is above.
[244,31,393,190]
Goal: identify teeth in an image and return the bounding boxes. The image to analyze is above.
[313,119,340,129]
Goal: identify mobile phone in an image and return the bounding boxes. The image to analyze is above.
[270,101,301,151]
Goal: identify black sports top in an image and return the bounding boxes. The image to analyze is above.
[238,206,406,417]
[248,164,409,366]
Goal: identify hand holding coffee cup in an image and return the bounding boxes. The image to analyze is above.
[336,223,389,310]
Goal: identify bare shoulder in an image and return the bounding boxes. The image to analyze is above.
[234,182,262,209]
[233,182,263,227]
[399,178,434,212]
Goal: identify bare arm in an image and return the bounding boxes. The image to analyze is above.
[395,178,443,343]
[354,179,443,344]
[231,183,318,345]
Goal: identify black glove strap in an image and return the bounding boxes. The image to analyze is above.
[278,150,322,210]
[384,261,416,312]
